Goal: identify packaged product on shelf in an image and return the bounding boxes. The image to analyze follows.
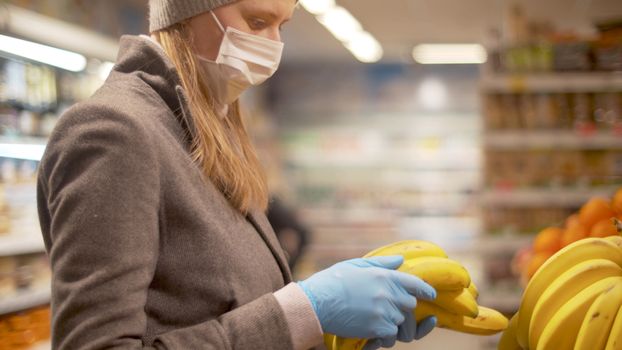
[606,151,622,184]
[16,254,50,290]
[552,40,592,71]
[0,108,19,137]
[39,112,58,137]
[553,93,574,129]
[593,92,622,130]
[593,24,622,71]
[530,150,555,187]
[17,110,39,137]
[571,93,596,132]
[519,94,537,129]
[501,94,522,129]
[583,150,610,186]
[0,257,16,298]
[552,150,584,187]
[483,94,504,130]
[533,94,558,129]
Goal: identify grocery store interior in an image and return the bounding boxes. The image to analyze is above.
[1,0,622,349]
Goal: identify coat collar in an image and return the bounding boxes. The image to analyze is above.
[114,35,198,144]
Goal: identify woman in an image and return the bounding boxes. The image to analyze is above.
[36,0,437,349]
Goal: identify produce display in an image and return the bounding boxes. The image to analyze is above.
[323,240,509,350]
[499,187,622,350]
[515,188,622,284]
[0,306,50,349]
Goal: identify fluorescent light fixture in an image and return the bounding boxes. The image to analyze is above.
[98,61,115,81]
[0,143,46,161]
[0,34,87,72]
[346,31,383,63]
[317,6,362,42]
[299,0,335,15]
[413,44,487,64]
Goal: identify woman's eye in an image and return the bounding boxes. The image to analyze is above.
[249,18,267,30]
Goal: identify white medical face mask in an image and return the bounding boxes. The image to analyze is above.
[197,11,284,108]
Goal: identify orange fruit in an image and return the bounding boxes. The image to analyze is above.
[590,218,619,237]
[613,188,622,215]
[533,227,563,253]
[525,252,552,280]
[579,197,616,229]
[565,213,580,229]
[561,224,589,247]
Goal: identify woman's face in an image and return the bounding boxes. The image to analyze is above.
[188,0,295,60]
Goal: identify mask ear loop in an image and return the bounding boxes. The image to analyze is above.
[210,11,226,33]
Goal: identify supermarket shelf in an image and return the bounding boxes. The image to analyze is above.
[484,131,622,150]
[482,187,620,207]
[0,288,51,316]
[481,72,622,92]
[0,136,47,161]
[0,234,45,256]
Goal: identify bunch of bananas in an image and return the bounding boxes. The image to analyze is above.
[498,233,622,350]
[324,240,509,350]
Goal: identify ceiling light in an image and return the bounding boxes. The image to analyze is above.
[317,6,362,42]
[0,143,46,161]
[0,34,87,72]
[299,0,335,15]
[412,44,487,65]
[346,31,383,63]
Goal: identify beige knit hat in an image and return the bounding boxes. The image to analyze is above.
[148,0,239,32]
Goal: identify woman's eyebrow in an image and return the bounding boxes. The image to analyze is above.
[245,7,292,22]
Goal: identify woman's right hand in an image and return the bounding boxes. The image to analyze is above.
[298,256,437,347]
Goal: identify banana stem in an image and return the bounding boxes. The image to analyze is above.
[613,218,622,234]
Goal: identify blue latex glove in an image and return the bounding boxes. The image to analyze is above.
[298,255,437,341]
[362,314,437,350]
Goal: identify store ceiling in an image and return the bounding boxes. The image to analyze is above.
[281,0,622,63]
[6,0,622,64]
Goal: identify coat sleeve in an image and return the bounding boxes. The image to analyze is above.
[37,103,296,350]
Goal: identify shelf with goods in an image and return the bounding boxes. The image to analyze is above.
[282,115,485,279]
[480,72,622,93]
[480,14,622,315]
[0,11,118,329]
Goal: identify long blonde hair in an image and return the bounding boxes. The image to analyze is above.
[153,22,269,214]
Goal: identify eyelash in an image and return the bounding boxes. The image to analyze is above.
[249,18,267,30]
[248,17,285,32]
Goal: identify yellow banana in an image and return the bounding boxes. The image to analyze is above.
[416,301,508,335]
[606,235,622,249]
[575,279,622,350]
[529,258,622,349]
[517,238,622,348]
[434,288,479,318]
[333,337,367,350]
[467,282,479,300]
[324,334,336,350]
[605,303,622,350]
[364,240,448,259]
[497,313,522,350]
[536,276,622,350]
[399,257,471,291]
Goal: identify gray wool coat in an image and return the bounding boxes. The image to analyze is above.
[37,35,297,349]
